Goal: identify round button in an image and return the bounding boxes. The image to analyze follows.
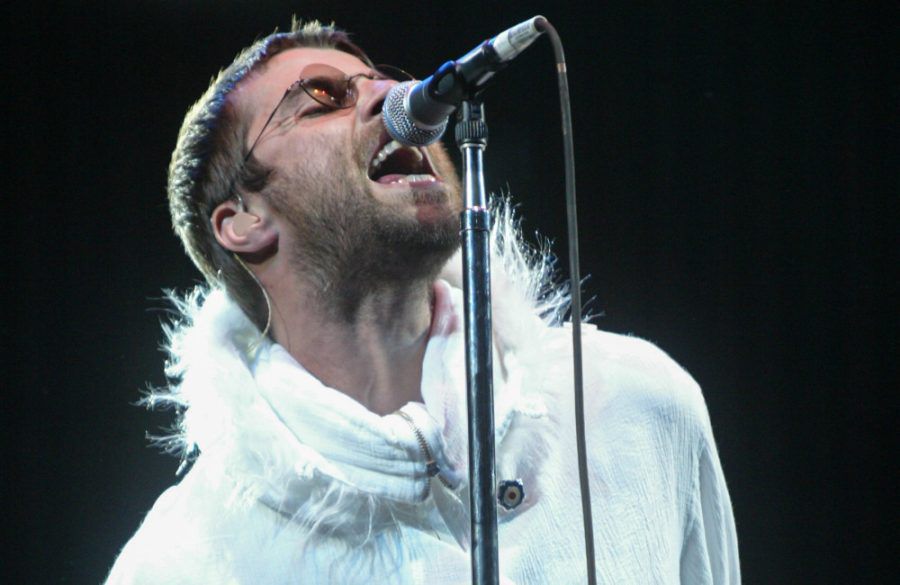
[497,479,524,510]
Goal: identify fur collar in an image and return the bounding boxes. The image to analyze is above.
[144,200,570,548]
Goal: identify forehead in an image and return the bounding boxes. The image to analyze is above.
[234,47,371,128]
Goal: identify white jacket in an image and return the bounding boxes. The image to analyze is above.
[106,213,739,584]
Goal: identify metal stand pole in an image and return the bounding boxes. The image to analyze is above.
[456,100,499,585]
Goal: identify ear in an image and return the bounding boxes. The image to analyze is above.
[211,199,277,253]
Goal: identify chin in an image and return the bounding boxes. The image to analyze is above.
[408,188,458,225]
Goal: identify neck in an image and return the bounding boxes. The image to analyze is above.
[261,263,436,416]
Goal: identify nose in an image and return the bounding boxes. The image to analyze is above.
[357,77,394,123]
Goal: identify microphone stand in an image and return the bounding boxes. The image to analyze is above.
[456,99,499,585]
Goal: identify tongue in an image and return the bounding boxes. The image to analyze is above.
[376,174,409,184]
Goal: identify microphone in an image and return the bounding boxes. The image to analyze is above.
[383,16,546,147]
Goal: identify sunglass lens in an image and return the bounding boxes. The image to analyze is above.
[299,64,354,108]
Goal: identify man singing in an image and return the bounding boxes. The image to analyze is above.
[106,20,739,584]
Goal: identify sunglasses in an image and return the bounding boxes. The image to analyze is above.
[244,63,413,163]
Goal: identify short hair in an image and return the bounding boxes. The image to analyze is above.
[167,19,374,329]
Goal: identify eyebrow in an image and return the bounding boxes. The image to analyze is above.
[298,65,384,83]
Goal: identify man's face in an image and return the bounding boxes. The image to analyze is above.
[234,47,463,294]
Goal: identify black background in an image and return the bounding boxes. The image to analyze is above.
[5,1,895,583]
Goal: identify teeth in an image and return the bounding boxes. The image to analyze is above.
[369,140,424,174]
[381,174,436,185]
[405,174,436,182]
[373,141,401,169]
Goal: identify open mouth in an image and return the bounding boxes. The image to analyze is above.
[367,139,439,185]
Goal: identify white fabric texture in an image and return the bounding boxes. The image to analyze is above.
[106,212,739,584]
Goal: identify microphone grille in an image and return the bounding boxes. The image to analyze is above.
[383,81,448,147]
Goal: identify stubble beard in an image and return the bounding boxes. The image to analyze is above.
[267,137,462,321]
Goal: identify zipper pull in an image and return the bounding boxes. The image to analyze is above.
[395,409,454,491]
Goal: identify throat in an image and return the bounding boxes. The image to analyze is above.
[272,277,435,415]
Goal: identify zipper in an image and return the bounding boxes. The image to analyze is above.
[395,410,454,491]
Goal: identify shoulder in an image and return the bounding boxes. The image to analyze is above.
[105,486,192,584]
[576,326,713,439]
[103,463,239,584]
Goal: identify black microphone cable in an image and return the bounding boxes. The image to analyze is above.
[534,16,597,585]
